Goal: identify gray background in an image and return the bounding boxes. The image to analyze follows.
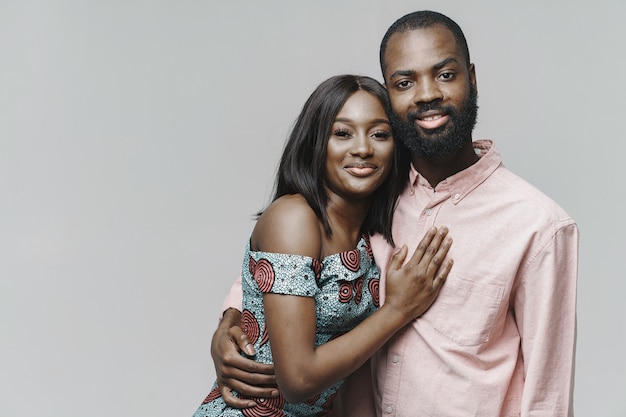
[1,1,624,416]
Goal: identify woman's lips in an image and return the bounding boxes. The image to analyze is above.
[345,163,377,176]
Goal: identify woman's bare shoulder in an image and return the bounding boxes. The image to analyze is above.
[251,194,322,258]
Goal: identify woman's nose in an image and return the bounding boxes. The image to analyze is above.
[350,134,373,157]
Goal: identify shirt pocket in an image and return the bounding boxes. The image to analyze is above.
[432,277,504,346]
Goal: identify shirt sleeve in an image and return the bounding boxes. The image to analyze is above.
[219,276,243,320]
[515,221,578,416]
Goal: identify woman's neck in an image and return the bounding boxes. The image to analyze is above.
[321,194,370,256]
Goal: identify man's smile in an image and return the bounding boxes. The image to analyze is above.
[415,111,449,130]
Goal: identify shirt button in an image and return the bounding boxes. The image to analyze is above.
[391,354,399,363]
[453,193,460,200]
[385,405,393,414]
[425,208,432,216]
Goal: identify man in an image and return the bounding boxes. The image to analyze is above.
[211,10,578,416]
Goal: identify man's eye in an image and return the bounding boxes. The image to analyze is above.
[440,72,455,80]
[396,80,411,89]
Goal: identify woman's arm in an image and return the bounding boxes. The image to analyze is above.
[210,308,277,408]
[257,199,452,403]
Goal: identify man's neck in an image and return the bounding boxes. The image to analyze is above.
[412,140,479,188]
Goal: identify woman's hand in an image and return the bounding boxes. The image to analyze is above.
[210,308,278,408]
[384,226,453,325]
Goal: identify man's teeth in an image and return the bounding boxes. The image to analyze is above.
[422,115,442,121]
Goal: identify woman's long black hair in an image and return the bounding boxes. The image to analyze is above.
[261,74,410,246]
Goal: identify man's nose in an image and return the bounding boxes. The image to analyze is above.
[414,79,443,104]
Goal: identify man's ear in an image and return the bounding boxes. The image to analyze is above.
[468,63,477,92]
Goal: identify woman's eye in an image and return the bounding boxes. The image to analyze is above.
[372,131,391,139]
[334,129,351,138]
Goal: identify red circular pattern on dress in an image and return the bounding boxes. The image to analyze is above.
[353,276,364,304]
[319,392,337,416]
[363,235,374,260]
[338,281,353,303]
[340,250,360,272]
[253,259,275,292]
[248,257,257,275]
[241,309,260,344]
[311,258,322,287]
[240,393,286,417]
[201,386,221,404]
[305,393,320,405]
[368,278,380,307]
[259,324,269,347]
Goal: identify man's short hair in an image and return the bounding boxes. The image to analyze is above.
[379,10,471,78]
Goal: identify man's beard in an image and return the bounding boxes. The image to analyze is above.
[390,85,478,160]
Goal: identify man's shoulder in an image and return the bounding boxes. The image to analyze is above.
[489,165,574,224]
[475,140,574,223]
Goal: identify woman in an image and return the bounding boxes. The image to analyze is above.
[193,75,453,416]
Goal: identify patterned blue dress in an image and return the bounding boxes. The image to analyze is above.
[193,235,381,417]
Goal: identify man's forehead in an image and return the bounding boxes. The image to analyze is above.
[383,25,466,80]
[384,26,462,71]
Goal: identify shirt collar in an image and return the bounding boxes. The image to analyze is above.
[408,140,502,204]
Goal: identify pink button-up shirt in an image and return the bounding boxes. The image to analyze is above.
[335,140,578,417]
[221,140,578,417]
